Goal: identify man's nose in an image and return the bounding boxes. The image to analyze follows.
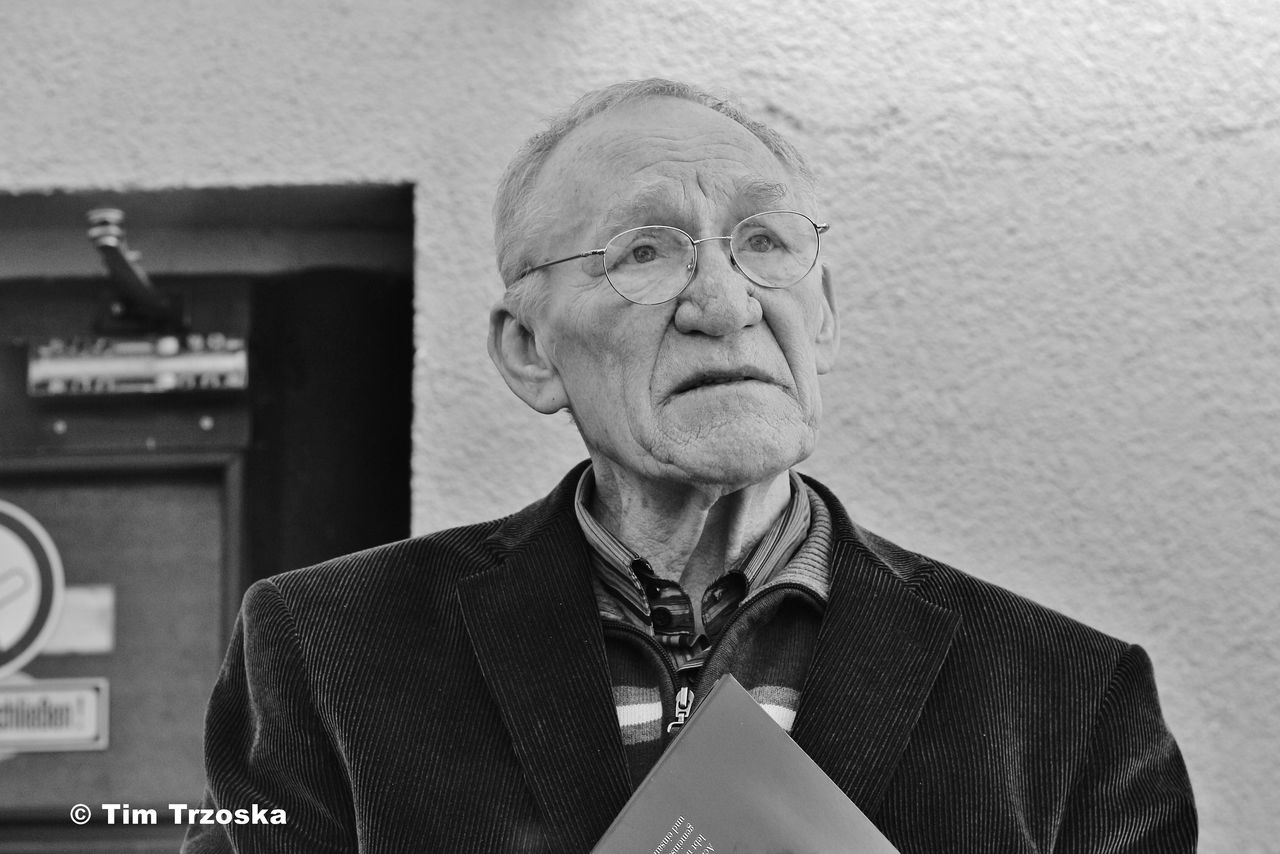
[672,239,762,335]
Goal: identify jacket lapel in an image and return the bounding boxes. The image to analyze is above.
[791,492,962,817]
[457,475,631,853]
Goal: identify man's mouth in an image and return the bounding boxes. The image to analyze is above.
[671,371,771,395]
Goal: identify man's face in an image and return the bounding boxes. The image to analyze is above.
[506,96,838,490]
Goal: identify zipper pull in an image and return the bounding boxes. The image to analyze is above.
[666,687,695,733]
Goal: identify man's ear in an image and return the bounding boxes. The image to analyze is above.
[487,302,568,414]
[814,265,840,374]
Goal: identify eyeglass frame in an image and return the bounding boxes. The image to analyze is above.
[511,209,830,305]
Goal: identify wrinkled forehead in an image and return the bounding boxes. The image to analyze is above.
[533,97,811,241]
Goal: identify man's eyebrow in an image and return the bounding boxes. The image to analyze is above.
[597,177,793,240]
[733,178,790,210]
[598,185,676,237]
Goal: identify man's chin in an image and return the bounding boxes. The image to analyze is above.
[652,421,817,487]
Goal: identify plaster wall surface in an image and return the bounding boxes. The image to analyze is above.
[1,1,1276,849]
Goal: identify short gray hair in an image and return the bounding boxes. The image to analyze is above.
[492,78,815,319]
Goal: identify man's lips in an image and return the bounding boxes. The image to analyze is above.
[670,369,776,395]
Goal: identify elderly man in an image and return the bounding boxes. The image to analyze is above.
[185,79,1196,853]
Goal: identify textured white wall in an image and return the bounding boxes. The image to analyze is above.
[2,1,1276,848]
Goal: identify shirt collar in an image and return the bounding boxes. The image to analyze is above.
[573,465,812,625]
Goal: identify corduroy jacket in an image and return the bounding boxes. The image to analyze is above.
[183,464,1196,853]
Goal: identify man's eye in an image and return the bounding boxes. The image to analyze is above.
[631,244,659,264]
[610,241,663,269]
[745,232,778,253]
[604,227,684,274]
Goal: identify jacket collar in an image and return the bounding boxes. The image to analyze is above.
[457,464,960,847]
[791,475,962,816]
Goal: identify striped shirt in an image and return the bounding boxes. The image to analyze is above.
[574,466,834,780]
[575,468,817,667]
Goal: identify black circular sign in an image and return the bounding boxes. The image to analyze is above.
[0,500,65,680]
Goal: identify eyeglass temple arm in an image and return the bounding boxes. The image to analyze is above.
[516,249,606,281]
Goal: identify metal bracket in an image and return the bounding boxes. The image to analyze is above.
[86,208,187,334]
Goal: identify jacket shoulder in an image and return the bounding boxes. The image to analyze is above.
[266,518,500,602]
[242,465,586,638]
[802,471,1131,659]
[856,523,1132,673]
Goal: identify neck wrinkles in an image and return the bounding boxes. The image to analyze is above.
[586,457,793,592]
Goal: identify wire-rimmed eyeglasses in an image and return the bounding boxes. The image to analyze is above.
[513,210,829,305]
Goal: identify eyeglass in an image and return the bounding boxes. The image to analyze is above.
[514,210,829,305]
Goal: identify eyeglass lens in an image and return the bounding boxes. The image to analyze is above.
[602,211,820,305]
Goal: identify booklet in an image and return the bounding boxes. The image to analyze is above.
[591,674,900,853]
